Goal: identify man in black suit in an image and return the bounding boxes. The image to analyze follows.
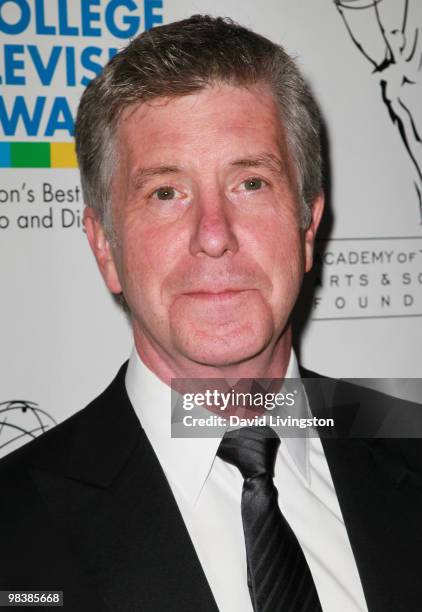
[1,15,421,612]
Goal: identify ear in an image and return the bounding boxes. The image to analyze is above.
[304,192,324,273]
[83,207,122,294]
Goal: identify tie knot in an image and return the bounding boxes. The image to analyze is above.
[217,426,280,479]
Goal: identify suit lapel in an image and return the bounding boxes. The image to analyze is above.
[302,370,422,612]
[30,364,219,612]
[321,437,422,612]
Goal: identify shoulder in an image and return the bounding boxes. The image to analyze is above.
[299,364,422,476]
[299,364,422,416]
[0,361,130,483]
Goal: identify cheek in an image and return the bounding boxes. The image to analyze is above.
[118,220,184,312]
[249,215,303,272]
[117,226,162,305]
[250,218,304,308]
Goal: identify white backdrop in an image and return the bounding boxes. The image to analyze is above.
[1,0,421,456]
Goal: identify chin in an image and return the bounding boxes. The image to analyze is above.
[172,325,271,369]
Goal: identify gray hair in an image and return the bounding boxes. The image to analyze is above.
[75,15,322,235]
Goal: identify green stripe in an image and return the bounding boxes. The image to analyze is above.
[10,142,51,168]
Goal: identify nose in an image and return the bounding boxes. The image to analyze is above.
[189,189,239,258]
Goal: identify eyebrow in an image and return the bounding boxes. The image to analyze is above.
[131,152,286,191]
[132,165,181,190]
[229,152,286,176]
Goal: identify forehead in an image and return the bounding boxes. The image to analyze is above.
[115,84,288,167]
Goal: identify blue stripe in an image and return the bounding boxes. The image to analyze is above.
[0,142,11,167]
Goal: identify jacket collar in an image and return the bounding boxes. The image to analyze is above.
[64,361,140,488]
[300,367,422,612]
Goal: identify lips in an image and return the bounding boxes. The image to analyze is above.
[180,289,252,304]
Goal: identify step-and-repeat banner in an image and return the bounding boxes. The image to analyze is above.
[1,0,421,456]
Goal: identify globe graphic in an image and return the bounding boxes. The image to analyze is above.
[0,400,57,458]
[335,0,384,8]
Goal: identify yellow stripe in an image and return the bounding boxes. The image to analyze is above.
[50,142,78,168]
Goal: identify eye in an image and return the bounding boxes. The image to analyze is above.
[152,186,177,201]
[242,177,266,191]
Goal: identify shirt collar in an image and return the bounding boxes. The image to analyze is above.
[125,346,310,507]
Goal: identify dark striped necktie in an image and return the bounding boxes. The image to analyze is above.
[217,426,323,612]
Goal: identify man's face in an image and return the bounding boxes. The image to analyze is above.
[86,84,323,370]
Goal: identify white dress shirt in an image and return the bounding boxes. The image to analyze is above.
[125,347,368,612]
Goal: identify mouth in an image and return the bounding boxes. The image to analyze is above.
[182,289,249,301]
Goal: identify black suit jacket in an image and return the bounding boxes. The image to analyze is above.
[1,363,421,611]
